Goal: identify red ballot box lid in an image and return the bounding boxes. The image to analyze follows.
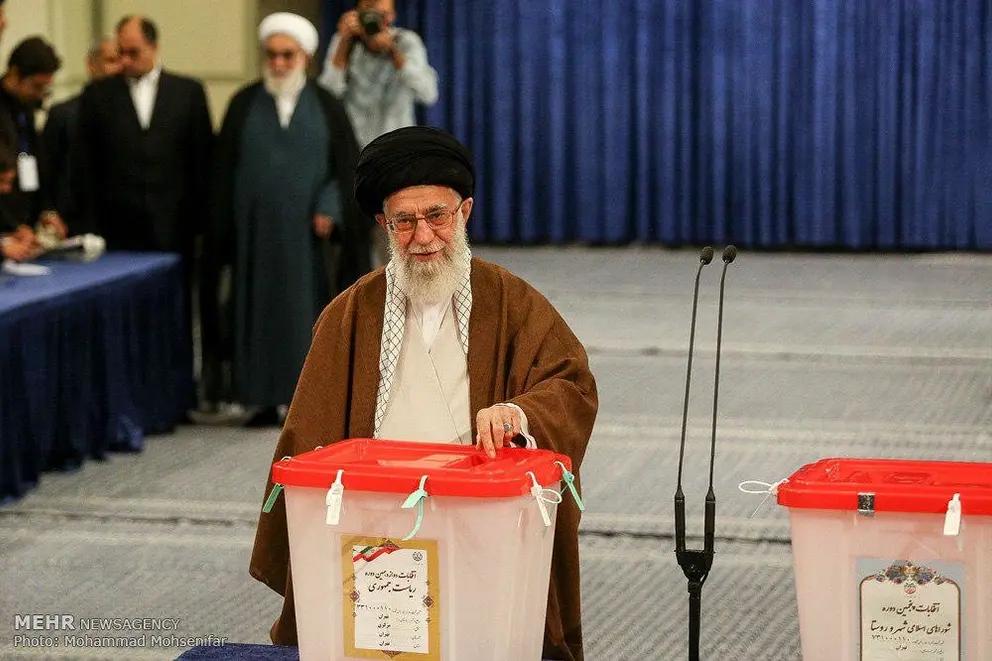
[777,458,992,515]
[271,438,573,498]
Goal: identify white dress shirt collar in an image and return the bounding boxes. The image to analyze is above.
[128,62,162,87]
[127,63,162,129]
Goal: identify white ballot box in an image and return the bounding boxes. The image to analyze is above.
[777,458,992,661]
[268,439,580,661]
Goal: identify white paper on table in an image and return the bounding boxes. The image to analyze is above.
[2,260,51,276]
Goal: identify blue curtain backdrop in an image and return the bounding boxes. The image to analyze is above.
[321,1,991,249]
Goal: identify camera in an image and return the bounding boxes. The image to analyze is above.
[358,10,383,36]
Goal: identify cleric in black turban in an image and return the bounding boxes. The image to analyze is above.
[254,122,598,661]
[354,126,475,218]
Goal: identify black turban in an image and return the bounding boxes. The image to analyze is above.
[354,126,475,218]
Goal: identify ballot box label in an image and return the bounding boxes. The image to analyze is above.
[342,535,441,660]
[857,558,963,660]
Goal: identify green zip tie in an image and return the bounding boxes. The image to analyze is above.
[555,461,585,512]
[400,475,429,541]
[262,484,284,513]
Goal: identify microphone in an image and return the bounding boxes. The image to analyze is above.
[672,245,738,661]
[704,245,736,555]
[674,246,713,553]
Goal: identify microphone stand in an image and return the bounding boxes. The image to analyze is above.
[674,245,737,661]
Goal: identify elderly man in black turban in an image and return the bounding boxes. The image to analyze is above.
[250,127,598,660]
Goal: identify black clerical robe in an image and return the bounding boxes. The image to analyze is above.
[202,80,367,404]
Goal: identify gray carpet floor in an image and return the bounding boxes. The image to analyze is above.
[2,247,990,660]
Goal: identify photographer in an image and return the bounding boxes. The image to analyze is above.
[318,0,437,149]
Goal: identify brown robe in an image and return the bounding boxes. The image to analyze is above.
[249,257,598,661]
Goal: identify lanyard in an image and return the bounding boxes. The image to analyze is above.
[15,112,31,154]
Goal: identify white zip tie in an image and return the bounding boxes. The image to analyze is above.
[527,471,563,527]
[325,469,344,526]
[738,478,789,519]
[943,493,961,537]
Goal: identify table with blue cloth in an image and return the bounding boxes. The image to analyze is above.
[0,252,192,502]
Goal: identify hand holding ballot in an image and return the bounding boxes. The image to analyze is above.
[475,404,523,458]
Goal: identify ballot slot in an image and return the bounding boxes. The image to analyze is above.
[278,439,567,497]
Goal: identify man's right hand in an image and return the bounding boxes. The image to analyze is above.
[337,10,362,41]
[13,224,35,243]
[1,236,36,262]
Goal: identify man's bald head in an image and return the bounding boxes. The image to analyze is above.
[116,15,158,78]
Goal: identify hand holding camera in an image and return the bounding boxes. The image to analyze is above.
[336,10,362,41]
[333,7,402,69]
[338,8,388,40]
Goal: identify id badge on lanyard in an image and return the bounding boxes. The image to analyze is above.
[17,152,39,192]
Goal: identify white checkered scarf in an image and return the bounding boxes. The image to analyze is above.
[373,251,473,437]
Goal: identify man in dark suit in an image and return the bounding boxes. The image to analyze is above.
[75,15,213,411]
[41,37,120,230]
[0,36,67,241]
[75,15,212,257]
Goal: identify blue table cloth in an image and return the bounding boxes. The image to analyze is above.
[0,252,191,502]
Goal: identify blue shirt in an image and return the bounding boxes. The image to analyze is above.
[318,28,438,148]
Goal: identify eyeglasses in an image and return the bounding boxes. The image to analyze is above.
[383,200,464,234]
[265,49,301,61]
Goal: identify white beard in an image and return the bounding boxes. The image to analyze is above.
[262,65,306,97]
[389,219,471,305]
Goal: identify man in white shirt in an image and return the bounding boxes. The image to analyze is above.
[319,0,438,149]
[74,15,213,410]
[75,15,212,256]
[320,1,439,267]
